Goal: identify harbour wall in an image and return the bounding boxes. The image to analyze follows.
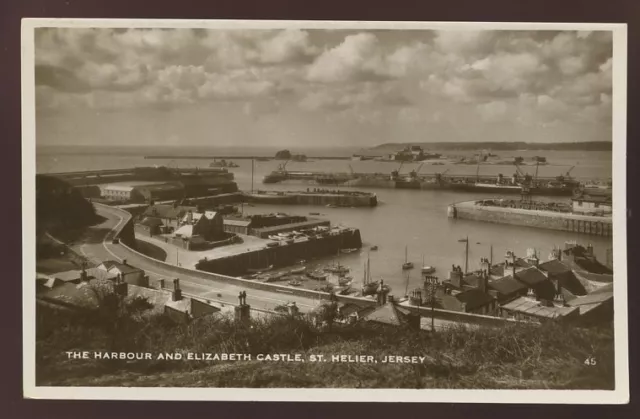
[153,190,376,208]
[195,229,363,276]
[98,203,514,327]
[245,191,377,207]
[448,201,612,237]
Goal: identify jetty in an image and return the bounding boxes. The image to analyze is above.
[448,199,612,237]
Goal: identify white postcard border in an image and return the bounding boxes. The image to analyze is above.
[21,18,629,404]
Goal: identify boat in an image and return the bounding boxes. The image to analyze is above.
[306,271,328,280]
[370,245,378,251]
[210,159,239,168]
[421,266,436,274]
[288,279,302,286]
[402,246,414,270]
[309,212,321,215]
[420,254,435,274]
[247,264,273,274]
[323,263,350,275]
[264,272,287,282]
[338,276,353,286]
[340,248,359,254]
[290,266,306,274]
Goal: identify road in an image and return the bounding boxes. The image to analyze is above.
[72,204,323,313]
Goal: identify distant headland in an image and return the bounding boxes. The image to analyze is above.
[371,141,612,152]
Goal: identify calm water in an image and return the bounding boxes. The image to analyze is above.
[37,148,613,295]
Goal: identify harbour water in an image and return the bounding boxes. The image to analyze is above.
[37,147,613,296]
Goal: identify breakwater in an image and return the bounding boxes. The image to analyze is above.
[245,190,377,207]
[195,229,363,276]
[154,190,377,208]
[448,200,612,237]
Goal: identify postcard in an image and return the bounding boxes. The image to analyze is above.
[22,18,628,403]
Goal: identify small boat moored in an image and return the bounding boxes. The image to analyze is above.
[421,266,436,274]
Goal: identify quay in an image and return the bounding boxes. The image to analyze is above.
[448,198,612,237]
[144,155,353,160]
[244,189,377,207]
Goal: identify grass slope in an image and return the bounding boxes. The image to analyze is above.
[36,302,614,390]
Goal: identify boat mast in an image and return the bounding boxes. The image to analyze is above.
[464,235,469,274]
[405,245,408,264]
[251,158,255,193]
[490,244,493,267]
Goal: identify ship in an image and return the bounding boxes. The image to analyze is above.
[210,159,239,168]
[263,161,579,197]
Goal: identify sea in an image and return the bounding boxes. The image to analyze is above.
[37,146,614,295]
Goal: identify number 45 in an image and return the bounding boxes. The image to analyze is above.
[584,357,597,366]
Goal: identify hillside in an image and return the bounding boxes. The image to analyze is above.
[36,302,614,389]
[371,141,612,152]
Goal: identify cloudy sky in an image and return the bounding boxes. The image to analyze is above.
[35,27,613,148]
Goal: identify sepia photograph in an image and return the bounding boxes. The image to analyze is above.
[22,19,628,403]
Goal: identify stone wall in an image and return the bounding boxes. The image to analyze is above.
[449,202,613,237]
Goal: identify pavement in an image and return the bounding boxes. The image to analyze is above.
[138,233,273,269]
[72,204,323,313]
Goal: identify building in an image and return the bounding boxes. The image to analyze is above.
[223,213,330,238]
[134,183,185,203]
[142,204,198,230]
[499,295,580,323]
[101,184,136,201]
[97,260,148,287]
[571,188,612,215]
[486,275,528,303]
[134,217,165,237]
[565,284,613,325]
[223,218,252,235]
[179,210,224,239]
[169,210,229,250]
[37,276,221,323]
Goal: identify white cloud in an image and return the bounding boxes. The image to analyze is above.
[477,100,509,122]
[306,33,391,83]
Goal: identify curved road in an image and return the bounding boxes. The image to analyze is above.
[72,204,322,313]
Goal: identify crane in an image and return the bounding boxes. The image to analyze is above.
[278,160,290,172]
[410,162,425,178]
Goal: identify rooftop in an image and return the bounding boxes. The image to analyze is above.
[137,217,164,228]
[501,297,578,319]
[99,260,144,275]
[361,303,409,327]
[515,267,548,286]
[488,275,527,296]
[454,288,496,311]
[539,259,572,275]
[143,204,197,220]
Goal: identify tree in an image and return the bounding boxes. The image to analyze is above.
[275,149,292,160]
[423,277,442,332]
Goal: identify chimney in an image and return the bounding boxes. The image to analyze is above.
[586,243,594,257]
[122,259,128,266]
[460,302,467,312]
[80,266,88,282]
[525,248,539,267]
[187,211,193,224]
[449,269,462,288]
[478,270,488,294]
[172,278,182,301]
[114,273,128,297]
